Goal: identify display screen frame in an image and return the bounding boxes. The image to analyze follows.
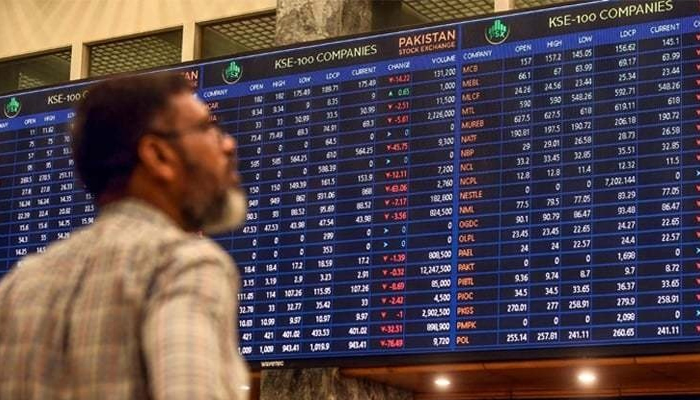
[2,0,700,370]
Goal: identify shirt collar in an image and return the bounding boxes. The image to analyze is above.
[99,197,181,230]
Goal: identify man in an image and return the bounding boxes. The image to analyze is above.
[0,72,250,400]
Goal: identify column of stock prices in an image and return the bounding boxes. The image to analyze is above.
[1,0,700,365]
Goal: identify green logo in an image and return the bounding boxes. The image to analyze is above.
[3,97,21,118]
[222,60,242,84]
[485,19,509,45]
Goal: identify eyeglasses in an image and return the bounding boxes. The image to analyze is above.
[150,120,229,143]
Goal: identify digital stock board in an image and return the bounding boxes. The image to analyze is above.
[1,0,700,367]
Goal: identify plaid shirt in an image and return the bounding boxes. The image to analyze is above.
[0,199,249,400]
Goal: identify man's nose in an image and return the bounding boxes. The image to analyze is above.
[222,133,236,155]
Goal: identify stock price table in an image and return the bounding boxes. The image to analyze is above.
[1,0,700,364]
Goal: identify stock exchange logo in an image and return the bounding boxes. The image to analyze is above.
[3,97,21,118]
[485,19,509,45]
[222,60,242,85]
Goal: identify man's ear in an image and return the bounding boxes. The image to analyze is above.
[136,135,179,182]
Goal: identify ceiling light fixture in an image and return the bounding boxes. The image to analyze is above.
[434,377,451,388]
[577,370,597,385]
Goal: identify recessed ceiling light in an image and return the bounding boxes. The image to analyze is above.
[577,370,597,385]
[434,377,451,388]
[240,385,251,391]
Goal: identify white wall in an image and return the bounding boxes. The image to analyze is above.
[0,0,276,78]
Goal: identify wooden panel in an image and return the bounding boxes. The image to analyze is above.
[339,354,700,399]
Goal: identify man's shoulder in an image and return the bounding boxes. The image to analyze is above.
[96,213,235,282]
[162,237,235,273]
[0,200,236,301]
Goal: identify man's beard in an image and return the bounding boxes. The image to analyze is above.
[199,188,248,235]
[180,182,228,232]
[175,145,229,232]
[174,144,247,234]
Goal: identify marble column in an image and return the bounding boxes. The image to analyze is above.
[260,368,413,400]
[275,0,372,46]
[263,2,412,400]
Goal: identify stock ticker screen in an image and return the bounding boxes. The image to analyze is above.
[1,0,700,366]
